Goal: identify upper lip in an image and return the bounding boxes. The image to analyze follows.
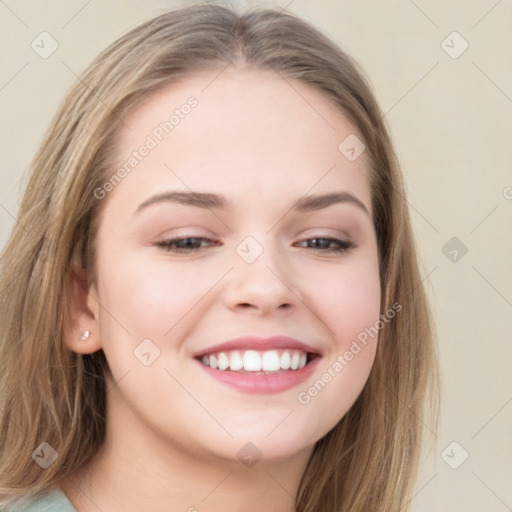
[193,336,322,358]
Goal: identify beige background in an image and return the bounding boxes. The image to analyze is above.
[1,1,511,510]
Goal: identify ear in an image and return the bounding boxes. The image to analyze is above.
[63,260,103,354]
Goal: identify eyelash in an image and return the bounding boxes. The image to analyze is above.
[156,236,354,254]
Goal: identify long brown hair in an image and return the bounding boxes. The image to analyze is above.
[0,3,439,510]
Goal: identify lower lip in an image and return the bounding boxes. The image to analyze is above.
[194,357,321,394]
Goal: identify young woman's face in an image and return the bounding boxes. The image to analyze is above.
[90,69,381,463]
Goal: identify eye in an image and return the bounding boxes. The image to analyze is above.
[156,236,219,253]
[295,237,354,254]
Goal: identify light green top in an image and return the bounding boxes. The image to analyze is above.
[14,488,76,511]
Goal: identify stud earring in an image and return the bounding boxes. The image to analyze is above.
[80,330,91,341]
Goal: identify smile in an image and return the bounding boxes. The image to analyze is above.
[198,349,312,373]
[192,335,321,393]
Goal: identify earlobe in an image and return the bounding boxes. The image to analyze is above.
[63,261,102,354]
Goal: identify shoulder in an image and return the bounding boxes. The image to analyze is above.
[7,488,77,512]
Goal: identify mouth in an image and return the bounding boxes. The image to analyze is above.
[195,349,319,375]
[196,349,318,375]
[192,335,322,393]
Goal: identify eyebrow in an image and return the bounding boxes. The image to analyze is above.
[134,190,370,216]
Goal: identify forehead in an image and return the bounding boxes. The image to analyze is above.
[107,69,372,215]
[120,68,363,146]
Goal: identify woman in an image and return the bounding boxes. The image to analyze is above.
[0,3,438,511]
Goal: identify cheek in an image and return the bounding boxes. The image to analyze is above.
[94,253,231,388]
[98,254,218,341]
[295,259,381,424]
[313,257,381,345]
[94,256,215,414]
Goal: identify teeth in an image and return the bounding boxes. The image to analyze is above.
[217,352,229,371]
[229,350,243,371]
[261,350,280,371]
[243,350,261,371]
[199,349,310,372]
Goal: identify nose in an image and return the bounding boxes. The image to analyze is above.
[222,241,300,316]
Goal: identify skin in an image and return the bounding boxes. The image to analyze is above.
[61,68,381,512]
